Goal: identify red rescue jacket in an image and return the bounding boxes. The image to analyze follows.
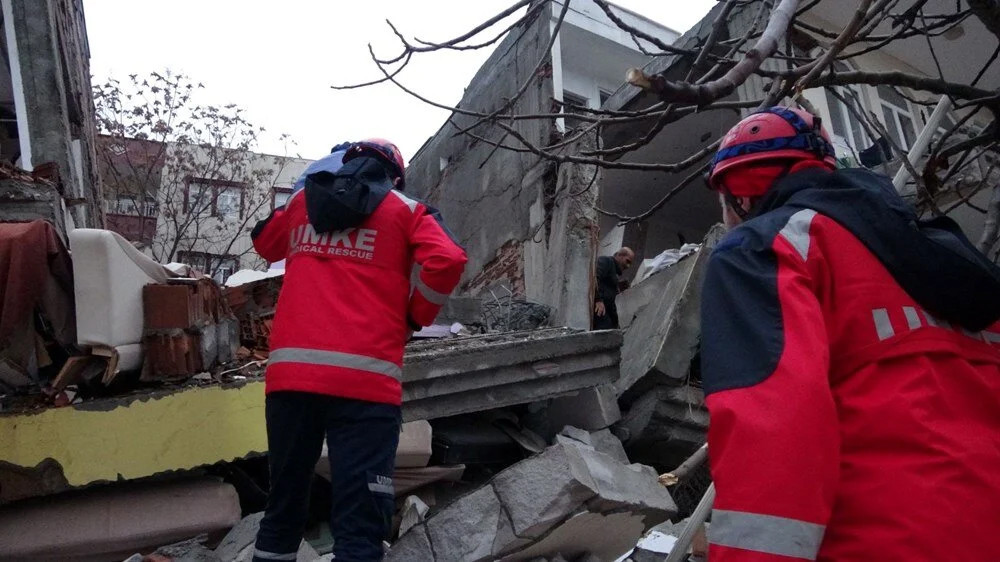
[701,168,1000,561]
[252,157,466,405]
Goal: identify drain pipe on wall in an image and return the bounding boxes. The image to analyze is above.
[893,96,953,196]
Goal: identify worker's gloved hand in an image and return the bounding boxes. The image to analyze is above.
[595,301,606,317]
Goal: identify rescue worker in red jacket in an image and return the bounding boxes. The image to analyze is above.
[249,139,467,561]
[700,107,1000,561]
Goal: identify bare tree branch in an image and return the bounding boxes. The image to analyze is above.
[627,0,802,104]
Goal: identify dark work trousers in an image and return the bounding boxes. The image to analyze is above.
[593,300,620,330]
[253,391,401,562]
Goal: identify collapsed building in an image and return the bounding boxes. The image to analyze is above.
[1,0,998,561]
[0,0,103,234]
[0,222,700,560]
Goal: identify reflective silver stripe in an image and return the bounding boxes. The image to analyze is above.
[253,549,298,560]
[389,189,418,213]
[903,306,922,330]
[984,331,1000,343]
[922,310,938,327]
[778,209,817,261]
[415,275,450,306]
[269,348,402,380]
[710,510,825,560]
[368,482,394,495]
[872,308,894,341]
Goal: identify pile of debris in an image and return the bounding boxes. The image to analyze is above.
[388,426,675,561]
[0,217,725,560]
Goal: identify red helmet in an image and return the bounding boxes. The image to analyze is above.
[707,107,836,195]
[343,138,406,188]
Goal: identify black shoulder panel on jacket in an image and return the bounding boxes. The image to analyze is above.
[701,209,794,395]
[760,168,1000,331]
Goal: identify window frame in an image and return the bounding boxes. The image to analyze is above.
[183,177,247,220]
[561,90,590,133]
[272,186,293,210]
[876,85,918,152]
[823,85,872,155]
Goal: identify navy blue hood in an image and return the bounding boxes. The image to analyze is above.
[756,168,1000,332]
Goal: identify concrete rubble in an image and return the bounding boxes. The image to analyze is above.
[402,327,622,422]
[0,204,715,560]
[387,427,676,562]
[610,226,726,471]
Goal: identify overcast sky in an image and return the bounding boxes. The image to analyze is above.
[83,1,716,162]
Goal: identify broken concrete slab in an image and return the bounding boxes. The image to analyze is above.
[501,511,647,562]
[545,384,621,431]
[150,535,220,562]
[491,442,601,540]
[388,438,675,562]
[387,524,435,561]
[0,477,240,561]
[402,328,622,422]
[554,426,630,466]
[425,484,507,561]
[616,225,725,398]
[399,495,430,537]
[0,329,617,504]
[618,384,708,469]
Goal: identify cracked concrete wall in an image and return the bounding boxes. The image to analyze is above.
[4,0,102,229]
[405,8,599,326]
[405,6,556,298]
[523,139,600,329]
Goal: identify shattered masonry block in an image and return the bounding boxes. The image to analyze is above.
[588,429,631,466]
[424,484,506,561]
[616,225,726,397]
[554,426,631,466]
[143,332,203,380]
[387,525,434,561]
[143,283,213,331]
[390,439,676,562]
[504,511,647,562]
[490,442,600,539]
[556,425,593,446]
[401,328,622,422]
[546,384,622,431]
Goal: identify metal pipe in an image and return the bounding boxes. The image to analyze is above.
[659,443,709,487]
[893,96,953,195]
[665,482,716,562]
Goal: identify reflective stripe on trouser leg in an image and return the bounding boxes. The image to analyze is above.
[709,509,825,560]
[252,548,298,560]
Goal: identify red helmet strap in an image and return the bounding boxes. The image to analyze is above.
[723,189,751,221]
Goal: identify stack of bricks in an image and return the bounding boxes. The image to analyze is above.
[461,239,526,296]
[224,276,283,357]
[142,279,236,380]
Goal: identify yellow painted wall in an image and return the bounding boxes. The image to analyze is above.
[0,382,266,488]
